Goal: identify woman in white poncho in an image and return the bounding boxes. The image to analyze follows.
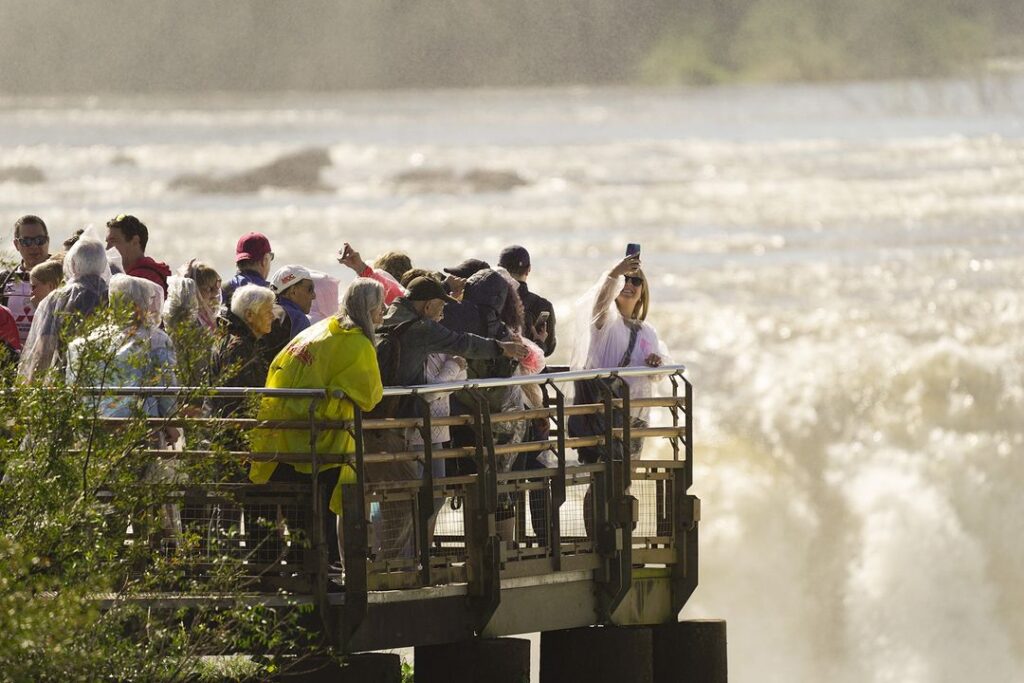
[18,235,111,382]
[570,252,669,462]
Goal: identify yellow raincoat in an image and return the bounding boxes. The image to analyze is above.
[249,317,383,513]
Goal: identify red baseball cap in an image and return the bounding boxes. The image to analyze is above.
[235,232,272,263]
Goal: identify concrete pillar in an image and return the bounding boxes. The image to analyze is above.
[540,626,653,683]
[652,620,728,683]
[415,637,531,683]
[278,653,401,683]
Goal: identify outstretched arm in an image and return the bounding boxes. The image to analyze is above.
[593,254,640,329]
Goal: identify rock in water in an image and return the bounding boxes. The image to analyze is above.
[109,152,137,167]
[462,168,529,192]
[169,147,332,194]
[391,166,529,194]
[0,165,45,184]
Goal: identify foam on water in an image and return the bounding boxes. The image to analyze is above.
[2,78,1023,682]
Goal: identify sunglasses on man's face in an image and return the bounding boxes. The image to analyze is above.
[17,235,48,247]
[623,275,644,287]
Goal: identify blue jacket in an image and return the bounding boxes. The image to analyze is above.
[222,269,269,306]
[278,296,310,341]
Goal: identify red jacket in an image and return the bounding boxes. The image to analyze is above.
[127,256,172,295]
[0,304,21,352]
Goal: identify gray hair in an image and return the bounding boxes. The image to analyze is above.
[230,284,275,321]
[108,274,152,318]
[63,237,109,280]
[338,277,384,345]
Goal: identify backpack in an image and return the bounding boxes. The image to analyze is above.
[567,325,640,464]
[367,318,418,419]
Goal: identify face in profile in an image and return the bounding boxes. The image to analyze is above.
[248,301,275,337]
[287,279,317,315]
[424,298,446,322]
[29,276,56,307]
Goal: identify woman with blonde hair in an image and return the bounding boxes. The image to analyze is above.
[570,252,669,462]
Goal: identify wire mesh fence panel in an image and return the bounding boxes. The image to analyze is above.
[432,492,467,564]
[560,478,594,548]
[632,477,660,541]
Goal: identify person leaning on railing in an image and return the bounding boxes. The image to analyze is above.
[249,277,386,565]
[204,284,276,438]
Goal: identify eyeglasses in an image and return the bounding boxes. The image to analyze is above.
[16,235,49,247]
[623,275,643,287]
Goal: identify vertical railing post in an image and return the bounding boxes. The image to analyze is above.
[307,397,329,613]
[416,393,434,586]
[464,388,501,635]
[543,379,566,571]
[595,377,635,621]
[340,403,369,649]
[670,372,699,616]
[684,374,693,489]
[668,373,681,462]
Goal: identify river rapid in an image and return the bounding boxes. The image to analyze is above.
[2,76,1023,682]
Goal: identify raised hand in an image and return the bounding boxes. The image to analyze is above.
[337,242,368,273]
[610,254,641,278]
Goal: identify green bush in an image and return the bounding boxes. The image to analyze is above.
[0,303,326,681]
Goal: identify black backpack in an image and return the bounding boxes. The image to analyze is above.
[368,318,418,419]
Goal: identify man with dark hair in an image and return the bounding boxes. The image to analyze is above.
[105,214,171,294]
[1,215,52,345]
[222,232,274,306]
[498,245,555,356]
[498,245,556,546]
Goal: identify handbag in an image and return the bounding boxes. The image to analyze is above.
[568,325,639,464]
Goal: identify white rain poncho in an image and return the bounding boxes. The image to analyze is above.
[18,233,111,382]
[162,275,198,329]
[570,268,671,421]
[307,269,341,325]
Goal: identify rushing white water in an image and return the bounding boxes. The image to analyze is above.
[2,77,1023,682]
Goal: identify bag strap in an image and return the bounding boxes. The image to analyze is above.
[617,324,640,367]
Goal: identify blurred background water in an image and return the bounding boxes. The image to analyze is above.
[2,75,1023,682]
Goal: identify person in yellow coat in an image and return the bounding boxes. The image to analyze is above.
[249,277,385,564]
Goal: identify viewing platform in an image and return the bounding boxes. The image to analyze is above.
[86,365,725,681]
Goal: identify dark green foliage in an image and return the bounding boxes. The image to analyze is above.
[0,0,1019,92]
[0,304,325,681]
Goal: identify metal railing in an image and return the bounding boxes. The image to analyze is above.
[74,364,696,649]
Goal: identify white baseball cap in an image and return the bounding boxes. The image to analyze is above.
[270,264,313,294]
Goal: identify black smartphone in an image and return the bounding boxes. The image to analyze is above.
[626,243,641,257]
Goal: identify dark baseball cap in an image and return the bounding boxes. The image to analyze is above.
[498,245,530,270]
[443,258,490,279]
[406,276,458,304]
[235,232,272,263]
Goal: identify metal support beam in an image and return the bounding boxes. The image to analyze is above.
[464,388,501,635]
[340,406,369,650]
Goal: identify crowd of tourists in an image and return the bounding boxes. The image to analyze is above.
[1,213,670,563]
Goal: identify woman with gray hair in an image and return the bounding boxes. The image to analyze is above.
[249,277,385,566]
[18,235,110,382]
[66,274,178,433]
[206,283,276,421]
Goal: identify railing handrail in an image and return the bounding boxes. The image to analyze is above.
[65,363,687,398]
